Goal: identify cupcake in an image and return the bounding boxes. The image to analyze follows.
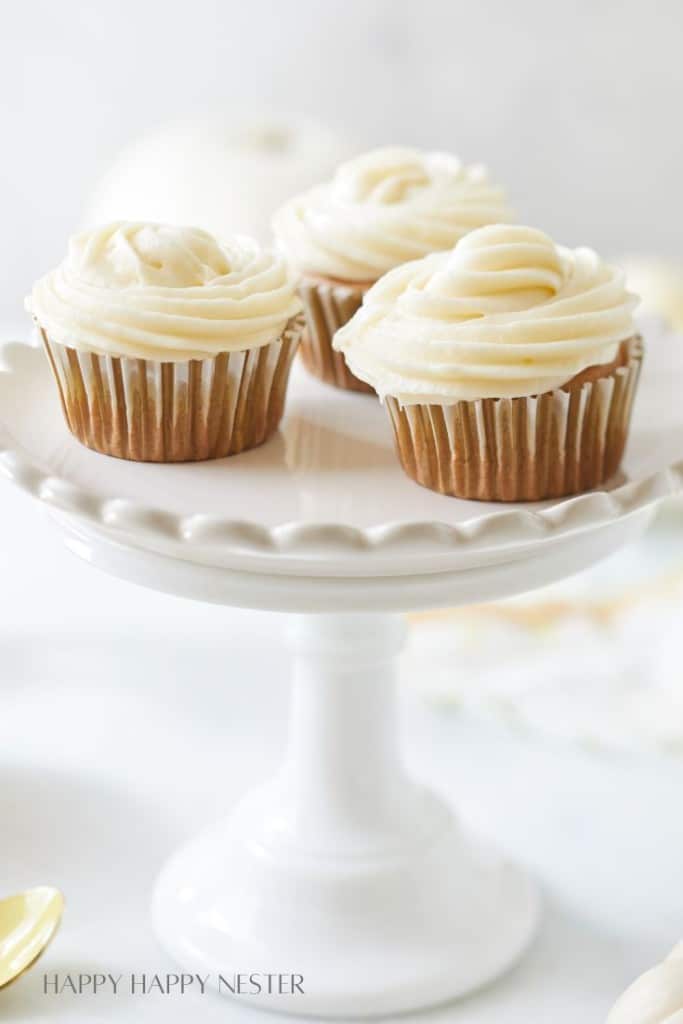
[273,146,511,392]
[27,222,303,462]
[334,224,642,502]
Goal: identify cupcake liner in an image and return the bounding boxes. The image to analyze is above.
[298,277,374,393]
[385,338,643,502]
[39,315,303,463]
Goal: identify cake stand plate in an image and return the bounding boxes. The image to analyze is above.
[1,317,681,581]
[0,319,681,1018]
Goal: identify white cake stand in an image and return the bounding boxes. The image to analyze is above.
[1,321,681,1019]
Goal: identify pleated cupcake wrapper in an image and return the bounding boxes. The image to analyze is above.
[39,315,303,463]
[385,339,643,502]
[298,277,374,393]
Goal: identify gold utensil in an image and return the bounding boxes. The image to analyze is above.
[0,887,63,989]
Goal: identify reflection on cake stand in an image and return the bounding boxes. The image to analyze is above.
[0,323,681,1018]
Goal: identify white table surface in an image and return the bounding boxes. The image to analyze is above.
[1,483,682,1023]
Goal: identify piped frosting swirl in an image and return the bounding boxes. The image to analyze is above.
[607,943,683,1024]
[334,224,638,402]
[28,222,301,360]
[273,146,512,282]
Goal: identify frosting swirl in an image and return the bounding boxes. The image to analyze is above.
[607,943,683,1024]
[273,146,512,282]
[334,224,638,402]
[28,222,301,360]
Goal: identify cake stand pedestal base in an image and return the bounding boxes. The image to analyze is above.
[55,508,655,1017]
[151,614,538,1018]
[3,324,679,1018]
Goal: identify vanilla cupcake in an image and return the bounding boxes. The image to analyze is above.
[27,222,303,462]
[334,224,642,501]
[273,146,511,392]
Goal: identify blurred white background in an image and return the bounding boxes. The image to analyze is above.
[3,0,683,330]
[4,5,683,1021]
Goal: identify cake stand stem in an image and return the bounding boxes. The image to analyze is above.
[279,614,414,855]
[153,609,539,1018]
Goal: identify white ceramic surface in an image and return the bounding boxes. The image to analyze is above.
[152,616,538,1017]
[57,507,652,614]
[22,509,652,1017]
[1,320,679,1017]
[0,317,681,578]
[5,543,683,1024]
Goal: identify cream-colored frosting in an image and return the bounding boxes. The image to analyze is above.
[607,943,683,1024]
[334,224,638,403]
[28,222,301,360]
[273,146,512,282]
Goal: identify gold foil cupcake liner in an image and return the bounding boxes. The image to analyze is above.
[298,277,374,393]
[385,339,643,502]
[39,315,303,463]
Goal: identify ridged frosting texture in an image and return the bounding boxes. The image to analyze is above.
[607,943,683,1024]
[28,222,301,360]
[334,224,638,402]
[273,146,512,282]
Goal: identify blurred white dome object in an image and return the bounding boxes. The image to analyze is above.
[621,256,683,333]
[84,114,353,244]
[607,943,683,1023]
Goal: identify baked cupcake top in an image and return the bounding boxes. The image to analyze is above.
[272,146,511,283]
[334,224,638,403]
[28,222,301,361]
